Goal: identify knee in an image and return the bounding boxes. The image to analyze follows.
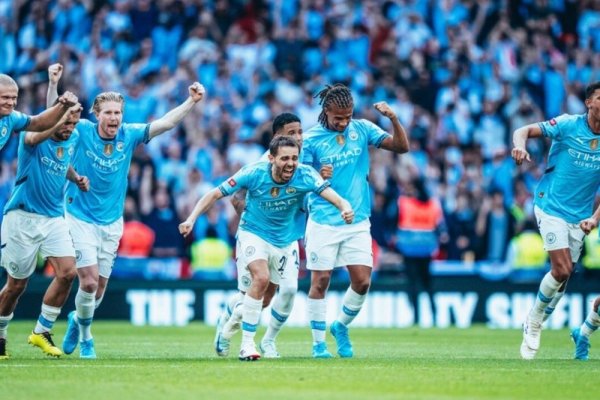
[277,283,298,302]
[79,277,99,294]
[352,280,371,295]
[252,272,270,291]
[6,279,28,296]
[56,267,77,283]
[311,275,331,296]
[551,262,573,282]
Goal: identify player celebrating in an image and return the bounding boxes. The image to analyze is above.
[46,64,206,359]
[0,101,87,359]
[512,81,600,360]
[180,135,354,361]
[302,83,409,358]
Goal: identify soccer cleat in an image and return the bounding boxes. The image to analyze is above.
[213,311,230,357]
[260,339,281,359]
[0,338,8,360]
[222,303,242,339]
[79,338,97,359]
[520,315,542,360]
[28,331,63,357]
[312,342,333,359]
[214,332,231,357]
[238,343,261,361]
[62,311,80,355]
[571,328,590,361]
[330,320,354,358]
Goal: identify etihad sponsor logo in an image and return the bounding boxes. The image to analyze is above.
[85,150,127,172]
[41,156,68,174]
[568,149,600,162]
[319,148,362,164]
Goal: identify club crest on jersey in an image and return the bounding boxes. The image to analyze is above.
[336,134,345,145]
[349,131,358,141]
[270,187,280,198]
[56,147,64,160]
[116,141,124,152]
[1,126,7,137]
[103,143,113,156]
[286,187,296,194]
[591,139,598,150]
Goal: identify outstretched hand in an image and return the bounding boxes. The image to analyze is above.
[75,175,90,192]
[511,147,531,165]
[179,221,194,237]
[57,91,78,108]
[341,207,354,224]
[580,217,599,235]
[373,101,397,120]
[189,82,206,103]
[48,63,63,85]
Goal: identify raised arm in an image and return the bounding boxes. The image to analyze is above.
[28,91,78,132]
[25,103,81,146]
[319,187,354,224]
[374,101,410,154]
[148,82,205,140]
[47,63,62,108]
[178,187,225,237]
[511,123,544,165]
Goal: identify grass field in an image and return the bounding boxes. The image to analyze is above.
[1,321,598,400]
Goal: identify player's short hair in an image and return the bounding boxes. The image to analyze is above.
[90,91,125,114]
[272,113,301,136]
[585,82,600,99]
[0,74,17,88]
[315,83,354,127]
[269,135,300,156]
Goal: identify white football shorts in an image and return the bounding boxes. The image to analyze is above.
[534,205,585,262]
[1,209,75,279]
[66,213,123,278]
[235,229,299,292]
[305,218,373,271]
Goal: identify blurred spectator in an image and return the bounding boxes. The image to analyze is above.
[394,177,448,320]
[190,226,233,280]
[475,189,517,262]
[119,195,155,257]
[506,218,548,283]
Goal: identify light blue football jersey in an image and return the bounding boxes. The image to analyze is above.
[0,110,30,150]
[535,113,600,223]
[66,119,149,225]
[4,130,78,217]
[219,161,330,247]
[302,119,389,225]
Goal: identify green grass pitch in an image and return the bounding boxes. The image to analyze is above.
[1,321,598,400]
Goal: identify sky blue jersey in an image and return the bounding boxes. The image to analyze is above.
[4,130,78,217]
[535,113,600,223]
[66,119,149,225]
[219,161,330,247]
[0,110,30,149]
[302,119,389,226]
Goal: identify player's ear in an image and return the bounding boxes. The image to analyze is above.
[268,154,274,163]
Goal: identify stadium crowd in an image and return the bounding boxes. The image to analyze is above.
[1,0,600,278]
